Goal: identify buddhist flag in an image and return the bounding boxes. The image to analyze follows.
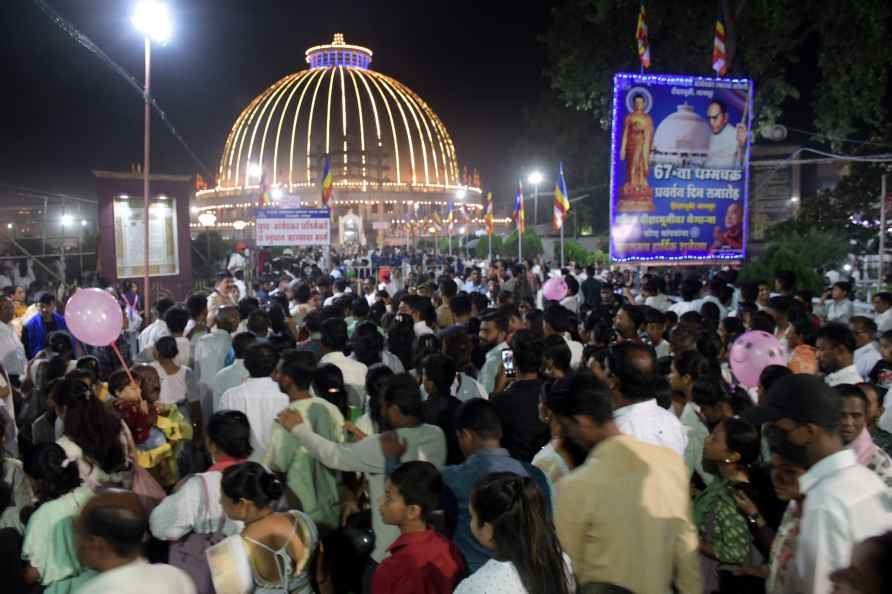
[485,192,494,236]
[513,181,525,235]
[636,3,651,69]
[321,155,334,207]
[432,210,444,234]
[712,14,728,76]
[447,199,455,234]
[553,162,570,231]
[257,172,272,207]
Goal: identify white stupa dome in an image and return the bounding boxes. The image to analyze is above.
[652,103,710,165]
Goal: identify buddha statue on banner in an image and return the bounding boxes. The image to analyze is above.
[618,93,655,212]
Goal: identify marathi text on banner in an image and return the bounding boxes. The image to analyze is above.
[255,208,331,247]
[609,73,753,265]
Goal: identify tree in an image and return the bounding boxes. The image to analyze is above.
[543,0,892,142]
[475,235,504,260]
[500,230,544,259]
[739,230,848,293]
[764,130,892,253]
[562,239,609,267]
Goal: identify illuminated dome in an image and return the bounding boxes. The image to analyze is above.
[196,34,486,245]
[215,33,463,193]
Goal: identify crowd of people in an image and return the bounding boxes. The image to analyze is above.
[0,255,891,594]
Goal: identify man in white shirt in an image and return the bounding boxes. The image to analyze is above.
[704,99,746,169]
[276,373,446,566]
[817,323,865,387]
[0,297,26,378]
[212,331,256,411]
[667,277,704,319]
[218,342,288,462]
[318,317,367,408]
[642,279,672,313]
[850,316,883,380]
[745,374,892,594]
[399,294,435,337]
[362,278,377,307]
[193,305,240,429]
[872,292,892,334]
[322,278,349,307]
[605,342,687,457]
[136,297,174,361]
[478,310,509,395]
[76,491,196,594]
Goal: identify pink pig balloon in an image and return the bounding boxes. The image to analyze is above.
[729,330,788,388]
[542,276,568,301]
[64,288,123,347]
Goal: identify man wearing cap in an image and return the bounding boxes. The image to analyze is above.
[746,374,892,594]
[816,323,864,387]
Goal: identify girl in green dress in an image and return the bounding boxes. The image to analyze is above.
[21,442,96,593]
[694,416,761,593]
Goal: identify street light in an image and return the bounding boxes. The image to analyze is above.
[527,171,544,227]
[132,0,172,321]
[455,189,466,200]
[233,220,248,231]
[60,214,73,227]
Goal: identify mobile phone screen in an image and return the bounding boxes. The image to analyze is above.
[501,349,516,377]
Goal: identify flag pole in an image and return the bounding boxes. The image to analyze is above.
[560,223,565,269]
[518,227,522,262]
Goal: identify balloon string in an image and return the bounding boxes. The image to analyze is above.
[110,341,136,386]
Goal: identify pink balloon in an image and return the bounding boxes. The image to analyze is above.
[542,276,568,301]
[64,288,123,347]
[729,330,788,388]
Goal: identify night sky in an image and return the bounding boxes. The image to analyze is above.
[0,1,553,207]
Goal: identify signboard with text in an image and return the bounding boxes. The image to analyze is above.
[609,73,753,265]
[255,208,331,247]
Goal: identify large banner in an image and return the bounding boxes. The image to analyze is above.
[255,208,330,247]
[609,73,753,265]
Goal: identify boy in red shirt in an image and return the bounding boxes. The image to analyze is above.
[372,461,466,594]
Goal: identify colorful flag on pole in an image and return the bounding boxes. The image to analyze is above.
[432,211,444,234]
[712,13,728,76]
[321,155,334,207]
[257,172,272,207]
[636,3,651,69]
[553,162,571,231]
[485,192,494,236]
[513,181,525,235]
[447,199,455,234]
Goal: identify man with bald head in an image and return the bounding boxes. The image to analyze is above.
[603,342,687,457]
[76,491,195,594]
